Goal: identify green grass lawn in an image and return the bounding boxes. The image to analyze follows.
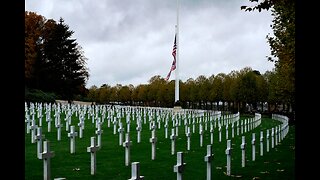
[25,107,295,180]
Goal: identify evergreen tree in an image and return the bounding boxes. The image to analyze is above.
[41,18,89,100]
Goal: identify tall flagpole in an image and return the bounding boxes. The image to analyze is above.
[175,0,180,103]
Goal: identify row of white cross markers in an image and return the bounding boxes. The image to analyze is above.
[26,103,289,180]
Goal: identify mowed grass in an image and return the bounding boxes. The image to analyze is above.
[25,109,295,180]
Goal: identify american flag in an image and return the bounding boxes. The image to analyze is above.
[165,34,177,81]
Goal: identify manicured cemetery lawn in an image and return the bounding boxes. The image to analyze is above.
[25,105,295,180]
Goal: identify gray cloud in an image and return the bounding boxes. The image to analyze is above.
[26,0,275,88]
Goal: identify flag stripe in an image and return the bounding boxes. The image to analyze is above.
[165,34,177,81]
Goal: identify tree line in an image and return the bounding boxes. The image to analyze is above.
[86,67,293,115]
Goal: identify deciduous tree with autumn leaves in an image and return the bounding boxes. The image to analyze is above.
[241,0,295,118]
[25,11,89,101]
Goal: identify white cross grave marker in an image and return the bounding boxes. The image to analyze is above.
[87,136,99,175]
[30,119,38,144]
[127,117,131,133]
[278,125,281,143]
[151,121,156,132]
[113,118,118,135]
[118,122,124,146]
[164,122,168,139]
[149,120,153,131]
[78,121,84,139]
[236,121,239,136]
[175,120,179,137]
[149,128,157,160]
[260,131,264,156]
[136,123,142,143]
[95,117,101,129]
[192,119,196,133]
[204,145,213,180]
[107,115,111,127]
[128,162,144,180]
[46,112,52,132]
[204,119,208,131]
[231,122,234,138]
[225,139,232,176]
[226,124,229,140]
[41,140,55,180]
[252,133,256,161]
[173,152,186,180]
[96,123,103,147]
[271,127,275,148]
[241,120,244,134]
[39,113,43,127]
[266,129,270,152]
[170,128,176,155]
[68,126,78,154]
[186,126,191,151]
[123,133,132,166]
[35,127,45,159]
[184,120,188,134]
[65,115,70,132]
[210,126,214,145]
[91,113,95,124]
[55,121,63,141]
[199,124,203,147]
[26,113,31,134]
[244,119,247,133]
[218,126,222,142]
[275,126,278,146]
[240,136,246,167]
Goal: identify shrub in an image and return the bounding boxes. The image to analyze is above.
[25,88,57,103]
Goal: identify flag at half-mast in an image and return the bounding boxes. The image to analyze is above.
[165,34,177,81]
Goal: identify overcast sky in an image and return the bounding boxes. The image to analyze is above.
[25,0,275,88]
